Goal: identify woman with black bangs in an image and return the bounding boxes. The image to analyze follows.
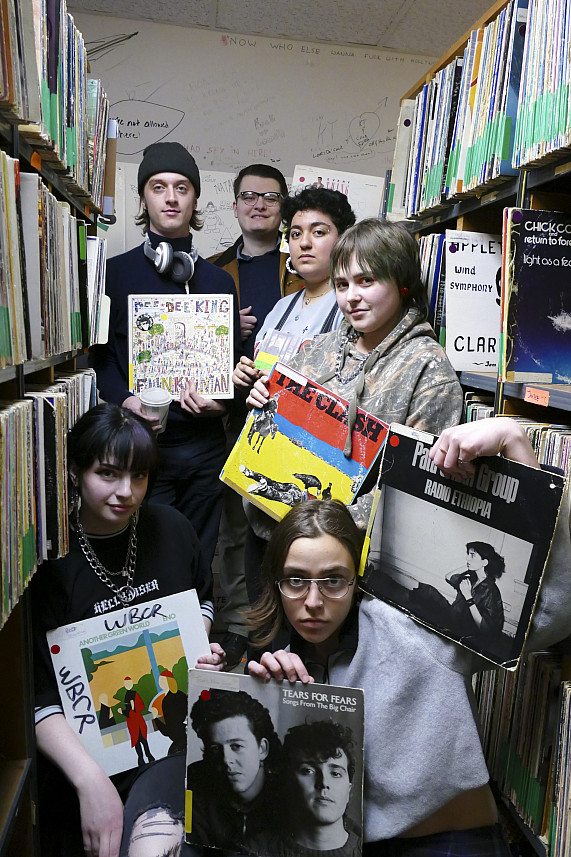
[31,403,223,857]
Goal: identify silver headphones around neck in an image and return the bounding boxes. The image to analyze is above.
[143,235,198,284]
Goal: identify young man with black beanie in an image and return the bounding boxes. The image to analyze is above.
[91,141,240,590]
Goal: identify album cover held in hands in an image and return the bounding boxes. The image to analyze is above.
[185,670,365,857]
[47,590,209,775]
[360,424,565,669]
[128,293,234,399]
[221,361,388,522]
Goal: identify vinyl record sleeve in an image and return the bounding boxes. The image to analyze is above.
[47,589,209,775]
[360,423,565,669]
[221,361,388,521]
[185,670,364,857]
[128,293,234,399]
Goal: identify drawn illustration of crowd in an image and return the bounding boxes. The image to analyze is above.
[29,136,571,857]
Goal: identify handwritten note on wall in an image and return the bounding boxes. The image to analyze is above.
[76,13,433,179]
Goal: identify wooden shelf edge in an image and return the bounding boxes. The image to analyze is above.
[0,117,96,222]
[0,759,32,854]
[401,0,512,99]
[0,365,17,385]
[406,176,520,233]
[459,374,571,415]
[21,350,82,376]
[458,371,498,394]
[500,381,571,413]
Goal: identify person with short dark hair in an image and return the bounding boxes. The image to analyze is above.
[31,403,223,857]
[91,142,241,574]
[186,688,282,851]
[120,688,281,857]
[233,187,357,399]
[211,163,301,354]
[250,187,357,363]
[209,164,303,668]
[282,721,359,855]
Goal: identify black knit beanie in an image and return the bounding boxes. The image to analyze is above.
[137,142,201,196]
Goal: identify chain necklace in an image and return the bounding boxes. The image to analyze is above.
[75,511,139,604]
[303,288,330,306]
[334,334,371,384]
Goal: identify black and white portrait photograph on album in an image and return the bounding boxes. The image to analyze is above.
[185,671,364,857]
[360,425,565,669]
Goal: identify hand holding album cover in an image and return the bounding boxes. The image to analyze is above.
[184,670,364,857]
[47,590,209,775]
[221,361,388,521]
[360,424,565,668]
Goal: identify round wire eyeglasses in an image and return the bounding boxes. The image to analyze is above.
[276,577,356,599]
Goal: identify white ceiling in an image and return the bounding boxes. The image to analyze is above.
[68,0,493,58]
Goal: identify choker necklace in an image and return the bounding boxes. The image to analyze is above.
[334,334,371,384]
[303,289,330,306]
[75,511,139,604]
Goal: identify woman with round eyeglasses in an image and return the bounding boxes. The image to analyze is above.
[248,499,361,678]
[246,498,512,857]
[245,418,571,857]
[232,187,356,395]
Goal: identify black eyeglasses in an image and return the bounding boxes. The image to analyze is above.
[276,576,356,599]
[237,191,282,206]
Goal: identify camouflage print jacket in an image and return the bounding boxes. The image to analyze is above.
[245,308,463,538]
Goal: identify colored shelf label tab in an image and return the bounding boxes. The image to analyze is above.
[30,152,42,171]
[524,386,550,407]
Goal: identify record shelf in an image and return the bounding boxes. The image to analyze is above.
[394,1,571,853]
[0,1,108,848]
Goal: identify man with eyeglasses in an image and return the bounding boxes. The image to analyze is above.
[210,164,303,669]
[210,163,302,354]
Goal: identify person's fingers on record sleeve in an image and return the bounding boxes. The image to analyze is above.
[262,651,313,683]
[248,659,272,680]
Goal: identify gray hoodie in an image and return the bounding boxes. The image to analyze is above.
[332,485,571,841]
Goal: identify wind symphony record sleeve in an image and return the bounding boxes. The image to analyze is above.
[185,670,364,857]
[360,424,565,669]
[128,293,234,399]
[47,590,209,775]
[221,361,388,521]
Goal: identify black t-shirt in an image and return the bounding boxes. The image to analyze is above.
[31,503,211,712]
